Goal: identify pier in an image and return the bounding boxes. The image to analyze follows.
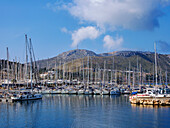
[130,97,170,106]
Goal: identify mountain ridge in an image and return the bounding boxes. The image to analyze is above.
[37,49,170,73]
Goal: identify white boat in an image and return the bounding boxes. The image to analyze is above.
[42,89,51,94]
[68,89,77,94]
[129,88,170,100]
[77,89,85,94]
[51,89,61,94]
[93,89,101,95]
[61,89,69,94]
[110,89,120,95]
[84,89,93,95]
[122,90,131,94]
[33,88,41,93]
[101,89,109,95]
[11,91,42,101]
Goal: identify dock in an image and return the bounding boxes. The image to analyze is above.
[130,97,170,106]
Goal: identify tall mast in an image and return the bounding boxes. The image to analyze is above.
[137,56,139,86]
[112,57,114,85]
[165,68,167,86]
[60,60,61,79]
[7,47,9,90]
[133,68,135,89]
[29,38,33,89]
[98,65,100,85]
[103,60,106,86]
[63,62,65,81]
[18,58,20,86]
[154,42,158,86]
[159,69,162,85]
[55,60,57,85]
[140,64,142,85]
[83,58,84,84]
[72,60,73,82]
[69,66,71,86]
[128,61,131,86]
[91,57,93,83]
[110,69,112,85]
[25,35,28,87]
[0,61,2,84]
[47,59,49,82]
[95,63,97,84]
[87,55,89,85]
[115,68,117,86]
[153,63,154,85]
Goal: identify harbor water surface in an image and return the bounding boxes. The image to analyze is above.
[0,95,170,128]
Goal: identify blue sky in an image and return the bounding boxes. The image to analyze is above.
[0,0,170,62]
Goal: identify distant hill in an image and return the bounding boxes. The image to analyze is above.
[37,49,100,69]
[37,49,170,73]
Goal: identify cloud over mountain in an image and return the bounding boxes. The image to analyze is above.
[47,0,170,49]
[63,0,169,30]
[103,35,123,50]
[71,26,101,47]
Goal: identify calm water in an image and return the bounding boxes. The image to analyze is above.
[0,95,170,128]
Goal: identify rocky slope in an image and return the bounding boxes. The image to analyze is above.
[37,49,170,73]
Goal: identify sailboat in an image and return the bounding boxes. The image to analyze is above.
[129,42,170,100]
[11,35,42,101]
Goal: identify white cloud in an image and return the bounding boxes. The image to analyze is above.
[103,35,123,50]
[63,0,170,30]
[71,26,101,47]
[48,0,170,49]
[61,27,68,33]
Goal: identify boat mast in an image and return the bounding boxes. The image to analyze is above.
[63,62,65,81]
[133,68,135,89]
[72,60,73,83]
[7,47,9,90]
[18,58,21,86]
[159,69,162,85]
[165,68,167,86]
[153,63,154,85]
[154,42,158,86]
[29,38,33,89]
[91,57,93,84]
[87,55,89,86]
[55,59,57,85]
[0,61,2,85]
[95,62,97,85]
[103,60,106,87]
[128,61,131,86]
[137,56,139,86]
[112,57,114,86]
[83,58,84,84]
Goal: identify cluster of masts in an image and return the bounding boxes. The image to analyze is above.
[0,35,39,89]
[42,54,168,88]
[0,36,169,89]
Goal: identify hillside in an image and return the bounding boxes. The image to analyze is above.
[37,49,170,73]
[38,49,100,69]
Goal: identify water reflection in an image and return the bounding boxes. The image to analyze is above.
[0,95,170,128]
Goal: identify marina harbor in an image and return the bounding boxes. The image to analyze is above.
[0,36,169,106]
[1,1,170,127]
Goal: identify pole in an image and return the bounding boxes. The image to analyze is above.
[154,42,158,86]
[7,47,9,90]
